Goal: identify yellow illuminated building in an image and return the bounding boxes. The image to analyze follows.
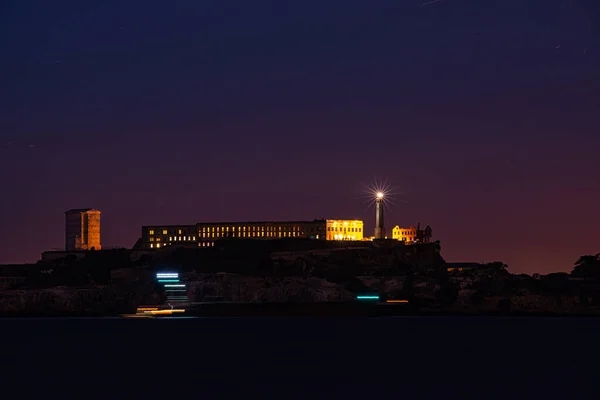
[325,219,364,241]
[392,225,417,242]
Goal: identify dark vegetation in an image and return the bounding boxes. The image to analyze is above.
[2,241,600,312]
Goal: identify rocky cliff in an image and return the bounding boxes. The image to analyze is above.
[0,281,160,316]
[185,273,355,302]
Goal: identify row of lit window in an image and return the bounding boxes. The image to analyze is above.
[198,231,303,238]
[328,226,361,232]
[393,235,416,240]
[199,226,301,232]
[166,236,194,241]
[148,229,197,236]
[152,232,306,241]
[149,230,170,235]
[393,229,416,234]
[149,227,302,238]
[149,242,216,248]
[331,234,359,240]
[151,232,306,244]
[148,226,308,236]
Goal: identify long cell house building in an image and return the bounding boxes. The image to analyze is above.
[139,219,365,249]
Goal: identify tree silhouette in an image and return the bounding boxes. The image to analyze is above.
[571,254,600,279]
[484,261,509,273]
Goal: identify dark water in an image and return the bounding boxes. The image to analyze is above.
[2,317,599,399]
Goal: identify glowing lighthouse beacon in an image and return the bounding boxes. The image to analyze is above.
[374,191,385,239]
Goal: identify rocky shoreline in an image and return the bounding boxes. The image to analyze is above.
[1,273,599,317]
[2,243,600,317]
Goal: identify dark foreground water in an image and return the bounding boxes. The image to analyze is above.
[1,317,600,399]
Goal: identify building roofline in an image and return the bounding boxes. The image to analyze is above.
[141,219,328,228]
[195,219,327,225]
[65,208,101,214]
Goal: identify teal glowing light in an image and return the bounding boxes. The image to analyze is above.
[158,279,180,283]
[356,295,379,300]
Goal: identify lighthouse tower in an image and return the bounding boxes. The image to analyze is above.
[374,192,385,239]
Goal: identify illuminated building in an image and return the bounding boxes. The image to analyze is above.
[325,219,364,241]
[374,192,385,239]
[392,224,433,244]
[140,219,364,249]
[65,208,101,251]
[392,225,417,242]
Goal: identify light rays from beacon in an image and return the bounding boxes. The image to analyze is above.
[356,178,412,222]
[358,178,397,214]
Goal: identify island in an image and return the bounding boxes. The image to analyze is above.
[1,239,599,317]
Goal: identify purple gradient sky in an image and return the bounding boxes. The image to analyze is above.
[1,0,599,273]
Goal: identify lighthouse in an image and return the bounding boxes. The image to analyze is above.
[374,192,385,239]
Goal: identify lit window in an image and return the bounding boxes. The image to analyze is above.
[193,236,196,241]
[150,243,154,248]
[178,230,182,234]
[149,230,154,235]
[179,236,182,241]
[150,237,154,242]
[169,237,172,241]
[156,243,161,248]
[162,230,168,235]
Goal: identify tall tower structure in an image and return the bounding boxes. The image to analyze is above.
[374,192,385,239]
[65,209,101,251]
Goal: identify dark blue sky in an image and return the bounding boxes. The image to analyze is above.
[1,0,599,273]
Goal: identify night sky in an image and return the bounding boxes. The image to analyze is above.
[1,0,599,273]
